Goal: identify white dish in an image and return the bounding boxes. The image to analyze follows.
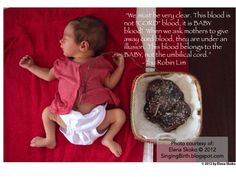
[131,72,202,143]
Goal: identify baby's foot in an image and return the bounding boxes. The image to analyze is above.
[102,139,122,157]
[30,136,56,149]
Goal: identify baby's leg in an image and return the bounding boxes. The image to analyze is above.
[97,108,126,157]
[30,107,66,149]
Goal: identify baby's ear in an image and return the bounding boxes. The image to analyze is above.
[79,41,90,52]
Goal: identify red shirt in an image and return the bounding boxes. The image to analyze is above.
[76,56,120,107]
[49,56,120,115]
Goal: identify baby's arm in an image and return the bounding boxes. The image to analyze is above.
[19,55,55,82]
[104,53,125,89]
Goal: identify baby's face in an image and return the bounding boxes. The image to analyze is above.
[60,24,80,57]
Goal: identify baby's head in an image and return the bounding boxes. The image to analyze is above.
[60,15,108,58]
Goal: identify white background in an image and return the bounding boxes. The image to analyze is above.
[1,0,235,177]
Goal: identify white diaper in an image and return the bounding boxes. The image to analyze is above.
[59,105,107,145]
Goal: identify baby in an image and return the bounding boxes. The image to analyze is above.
[19,15,126,157]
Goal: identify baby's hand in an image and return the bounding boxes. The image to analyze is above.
[19,55,35,70]
[112,53,125,69]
